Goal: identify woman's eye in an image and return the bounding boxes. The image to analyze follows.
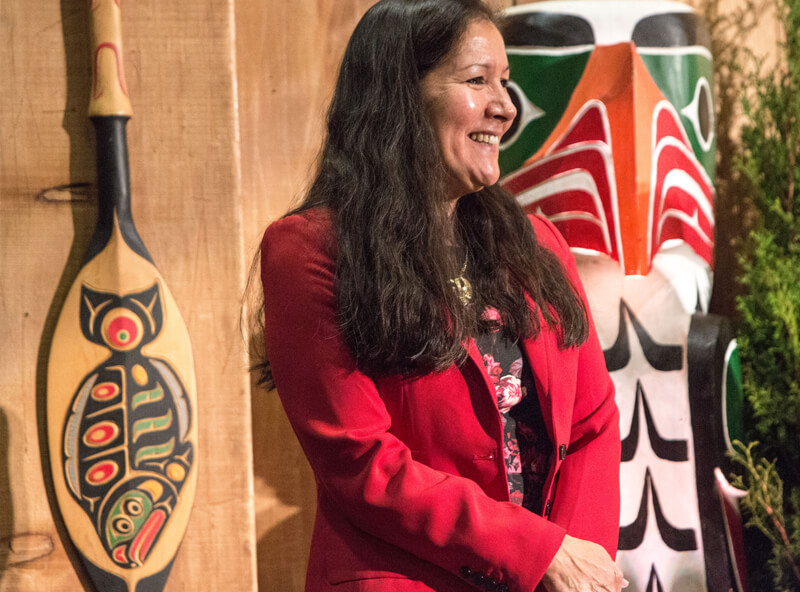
[467,77,485,85]
[501,79,509,88]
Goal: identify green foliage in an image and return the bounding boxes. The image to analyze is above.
[689,0,763,315]
[736,231,800,468]
[730,441,800,590]
[738,0,800,230]
[734,0,800,587]
[736,0,800,473]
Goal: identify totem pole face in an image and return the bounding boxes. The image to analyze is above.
[500,0,714,284]
[499,3,746,591]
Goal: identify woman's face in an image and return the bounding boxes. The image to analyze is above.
[421,19,516,203]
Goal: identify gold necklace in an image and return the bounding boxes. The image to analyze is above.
[449,252,472,305]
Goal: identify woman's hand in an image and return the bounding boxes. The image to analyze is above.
[542,534,628,592]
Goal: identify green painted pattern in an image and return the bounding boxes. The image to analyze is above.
[105,490,153,548]
[500,50,591,175]
[132,409,173,442]
[135,438,175,465]
[131,384,164,410]
[639,52,715,178]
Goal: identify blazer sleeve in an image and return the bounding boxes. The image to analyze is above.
[531,214,621,559]
[261,211,567,592]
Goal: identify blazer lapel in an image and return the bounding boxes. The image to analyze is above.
[465,337,498,403]
[519,331,558,448]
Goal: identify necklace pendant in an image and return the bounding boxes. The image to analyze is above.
[450,275,472,305]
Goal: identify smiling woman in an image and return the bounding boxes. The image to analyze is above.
[255,1,625,590]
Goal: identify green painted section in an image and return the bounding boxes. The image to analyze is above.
[724,341,745,445]
[500,48,716,182]
[106,490,154,548]
[133,409,173,441]
[500,50,591,175]
[131,385,164,409]
[639,52,715,179]
[135,438,175,465]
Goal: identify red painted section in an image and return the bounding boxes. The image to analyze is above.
[86,460,118,485]
[106,314,139,348]
[502,43,714,275]
[130,509,166,565]
[112,544,128,564]
[92,382,120,401]
[85,421,119,446]
[502,103,618,261]
[92,41,129,99]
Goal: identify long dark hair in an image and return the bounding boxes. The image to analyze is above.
[252,0,588,384]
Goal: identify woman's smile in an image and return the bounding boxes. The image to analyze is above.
[468,132,500,145]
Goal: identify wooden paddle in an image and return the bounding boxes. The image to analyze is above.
[47,2,198,590]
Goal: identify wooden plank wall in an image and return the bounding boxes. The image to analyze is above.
[0,0,780,590]
[235,3,381,589]
[0,0,256,590]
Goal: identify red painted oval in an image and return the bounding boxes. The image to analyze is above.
[83,421,119,447]
[86,460,119,486]
[91,382,120,401]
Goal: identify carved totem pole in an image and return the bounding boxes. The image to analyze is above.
[47,1,198,590]
[499,2,747,590]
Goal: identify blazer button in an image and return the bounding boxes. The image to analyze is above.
[559,443,567,460]
[498,584,509,592]
[544,499,552,518]
[484,577,498,591]
[472,573,486,586]
[459,566,473,579]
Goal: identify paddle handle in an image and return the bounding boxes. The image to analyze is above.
[89,0,132,117]
[85,0,149,263]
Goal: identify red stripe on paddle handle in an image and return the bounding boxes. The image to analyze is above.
[89,0,132,117]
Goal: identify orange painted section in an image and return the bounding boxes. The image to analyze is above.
[527,43,669,275]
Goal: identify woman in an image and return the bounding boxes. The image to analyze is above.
[260,0,624,590]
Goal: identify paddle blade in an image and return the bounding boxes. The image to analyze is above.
[47,216,198,592]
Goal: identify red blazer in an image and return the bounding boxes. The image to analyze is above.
[261,209,620,592]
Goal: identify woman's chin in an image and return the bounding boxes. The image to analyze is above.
[473,173,499,192]
[448,170,500,199]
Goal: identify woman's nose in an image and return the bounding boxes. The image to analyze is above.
[489,86,517,122]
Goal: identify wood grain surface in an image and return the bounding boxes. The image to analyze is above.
[236,2,377,588]
[0,0,780,590]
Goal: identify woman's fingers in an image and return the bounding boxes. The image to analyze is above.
[542,534,628,592]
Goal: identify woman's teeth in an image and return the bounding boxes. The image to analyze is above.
[469,133,498,145]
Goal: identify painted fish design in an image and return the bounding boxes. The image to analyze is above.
[62,282,193,568]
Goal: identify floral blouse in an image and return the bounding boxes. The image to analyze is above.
[475,309,552,514]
